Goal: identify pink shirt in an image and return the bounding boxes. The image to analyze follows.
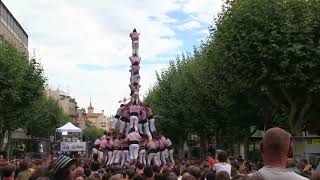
[159,140,165,149]
[146,107,153,118]
[129,56,141,65]
[126,132,142,142]
[130,32,140,41]
[122,140,129,148]
[100,139,108,148]
[116,107,124,116]
[94,139,100,145]
[121,107,130,118]
[108,138,114,148]
[161,136,167,147]
[139,107,147,120]
[130,84,141,92]
[114,139,120,148]
[101,135,106,141]
[166,138,172,146]
[130,105,141,113]
[146,141,156,150]
[155,140,160,149]
[130,65,140,74]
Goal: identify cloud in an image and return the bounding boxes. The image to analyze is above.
[77,64,107,71]
[182,0,223,24]
[177,21,202,31]
[2,0,222,115]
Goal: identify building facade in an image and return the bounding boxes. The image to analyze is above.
[0,0,28,54]
[86,101,111,130]
[75,108,87,130]
[45,88,79,124]
[45,88,112,130]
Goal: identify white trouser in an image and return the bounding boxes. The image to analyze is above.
[114,150,122,164]
[139,149,146,164]
[112,118,119,130]
[132,41,139,56]
[164,149,169,159]
[125,123,130,135]
[119,120,130,135]
[121,150,130,166]
[143,122,152,140]
[161,150,167,165]
[119,120,125,134]
[149,118,156,132]
[130,74,140,84]
[130,116,139,132]
[129,144,139,160]
[110,150,118,164]
[92,148,98,156]
[147,152,159,166]
[156,152,161,165]
[107,151,113,165]
[131,92,139,104]
[98,151,103,161]
[138,123,143,134]
[169,149,175,165]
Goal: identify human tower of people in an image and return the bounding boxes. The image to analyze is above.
[92,29,175,167]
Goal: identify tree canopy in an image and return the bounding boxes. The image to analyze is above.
[144,0,320,157]
[0,43,69,149]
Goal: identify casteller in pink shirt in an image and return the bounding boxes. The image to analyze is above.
[130,32,140,41]
[126,131,143,142]
[139,107,147,120]
[129,56,141,65]
[129,105,141,113]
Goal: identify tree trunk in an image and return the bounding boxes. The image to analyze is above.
[199,132,207,160]
[243,127,256,160]
[215,128,221,149]
[243,132,250,160]
[177,136,184,159]
[0,131,8,151]
[5,131,12,159]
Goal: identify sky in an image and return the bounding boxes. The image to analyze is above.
[3,0,223,115]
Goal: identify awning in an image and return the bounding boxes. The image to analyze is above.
[56,122,82,133]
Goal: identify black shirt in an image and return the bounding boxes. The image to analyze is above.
[91,160,100,172]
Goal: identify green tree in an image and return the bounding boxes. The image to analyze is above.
[83,127,104,142]
[24,96,69,138]
[208,0,320,135]
[0,43,45,148]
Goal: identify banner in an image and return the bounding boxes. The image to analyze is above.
[60,142,86,152]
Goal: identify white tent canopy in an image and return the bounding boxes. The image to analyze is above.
[56,122,82,133]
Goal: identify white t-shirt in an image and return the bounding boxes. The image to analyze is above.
[212,163,231,176]
[250,166,308,180]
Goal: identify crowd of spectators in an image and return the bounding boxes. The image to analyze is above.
[0,127,319,180]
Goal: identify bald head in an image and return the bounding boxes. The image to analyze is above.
[109,174,124,180]
[261,127,292,167]
[190,167,201,179]
[182,173,196,180]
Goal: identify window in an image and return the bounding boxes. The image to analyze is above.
[101,122,106,127]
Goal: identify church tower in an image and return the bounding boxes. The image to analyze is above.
[87,98,94,114]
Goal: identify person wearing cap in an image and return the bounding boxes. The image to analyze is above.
[50,155,77,180]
